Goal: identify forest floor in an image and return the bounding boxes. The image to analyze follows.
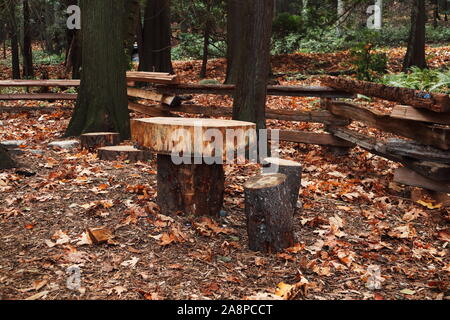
[0,46,449,300]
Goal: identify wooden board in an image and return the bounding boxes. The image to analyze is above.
[0,80,80,87]
[0,93,77,100]
[127,87,180,106]
[156,84,354,98]
[390,105,450,125]
[126,71,178,84]
[327,102,450,150]
[128,102,349,125]
[128,102,172,117]
[394,167,450,193]
[131,117,256,158]
[321,76,450,113]
[274,130,354,147]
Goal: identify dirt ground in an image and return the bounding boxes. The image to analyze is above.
[0,48,449,300]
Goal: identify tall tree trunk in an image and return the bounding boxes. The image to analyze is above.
[8,0,21,79]
[124,0,141,62]
[22,0,34,78]
[232,0,274,131]
[336,0,346,36]
[200,2,212,79]
[139,0,173,73]
[433,0,439,28]
[225,0,242,84]
[65,0,130,140]
[403,0,427,71]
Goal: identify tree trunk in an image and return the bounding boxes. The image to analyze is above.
[64,0,81,79]
[232,0,274,131]
[0,146,15,169]
[156,154,225,217]
[65,0,130,140]
[7,0,21,79]
[124,0,141,62]
[403,0,427,71]
[244,173,295,253]
[22,0,34,78]
[262,157,302,212]
[200,5,212,79]
[225,0,242,84]
[139,0,173,73]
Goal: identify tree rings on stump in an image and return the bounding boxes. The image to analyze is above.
[262,157,302,212]
[80,132,121,151]
[98,145,152,163]
[156,154,224,217]
[244,173,295,253]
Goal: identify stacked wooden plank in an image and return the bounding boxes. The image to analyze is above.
[126,72,178,84]
[322,76,450,193]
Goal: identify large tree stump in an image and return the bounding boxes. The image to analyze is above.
[131,117,256,217]
[80,132,121,150]
[98,145,152,162]
[157,154,224,216]
[0,145,15,169]
[262,157,302,212]
[244,174,295,253]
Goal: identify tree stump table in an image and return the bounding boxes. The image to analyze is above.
[131,117,256,217]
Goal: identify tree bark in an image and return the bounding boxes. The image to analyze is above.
[124,0,141,62]
[98,145,152,162]
[244,173,295,253]
[156,154,225,217]
[80,132,121,150]
[224,0,242,84]
[199,1,212,79]
[139,0,173,73]
[65,0,130,140]
[22,0,34,78]
[232,0,274,131]
[403,0,427,71]
[262,157,302,212]
[0,146,15,169]
[7,0,21,79]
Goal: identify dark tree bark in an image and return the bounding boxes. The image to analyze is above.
[262,157,302,212]
[200,1,213,79]
[244,173,295,253]
[124,0,142,62]
[224,0,242,84]
[65,0,82,79]
[65,0,130,140]
[232,0,274,131]
[22,0,34,78]
[0,146,15,169]
[403,0,427,71]
[156,154,225,217]
[139,0,173,73]
[7,0,20,79]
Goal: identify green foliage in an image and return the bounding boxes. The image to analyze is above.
[273,13,304,36]
[172,33,226,61]
[198,79,220,85]
[349,32,387,81]
[33,50,65,65]
[381,67,450,94]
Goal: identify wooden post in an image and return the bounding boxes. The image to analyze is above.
[80,132,121,150]
[244,173,295,253]
[157,154,224,217]
[321,98,351,156]
[262,157,302,213]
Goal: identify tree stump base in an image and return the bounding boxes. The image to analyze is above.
[98,145,152,162]
[80,132,121,151]
[0,145,15,169]
[262,157,302,213]
[156,154,224,217]
[244,173,295,253]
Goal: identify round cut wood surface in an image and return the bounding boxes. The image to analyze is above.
[131,117,256,158]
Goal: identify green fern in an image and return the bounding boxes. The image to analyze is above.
[381,68,450,94]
